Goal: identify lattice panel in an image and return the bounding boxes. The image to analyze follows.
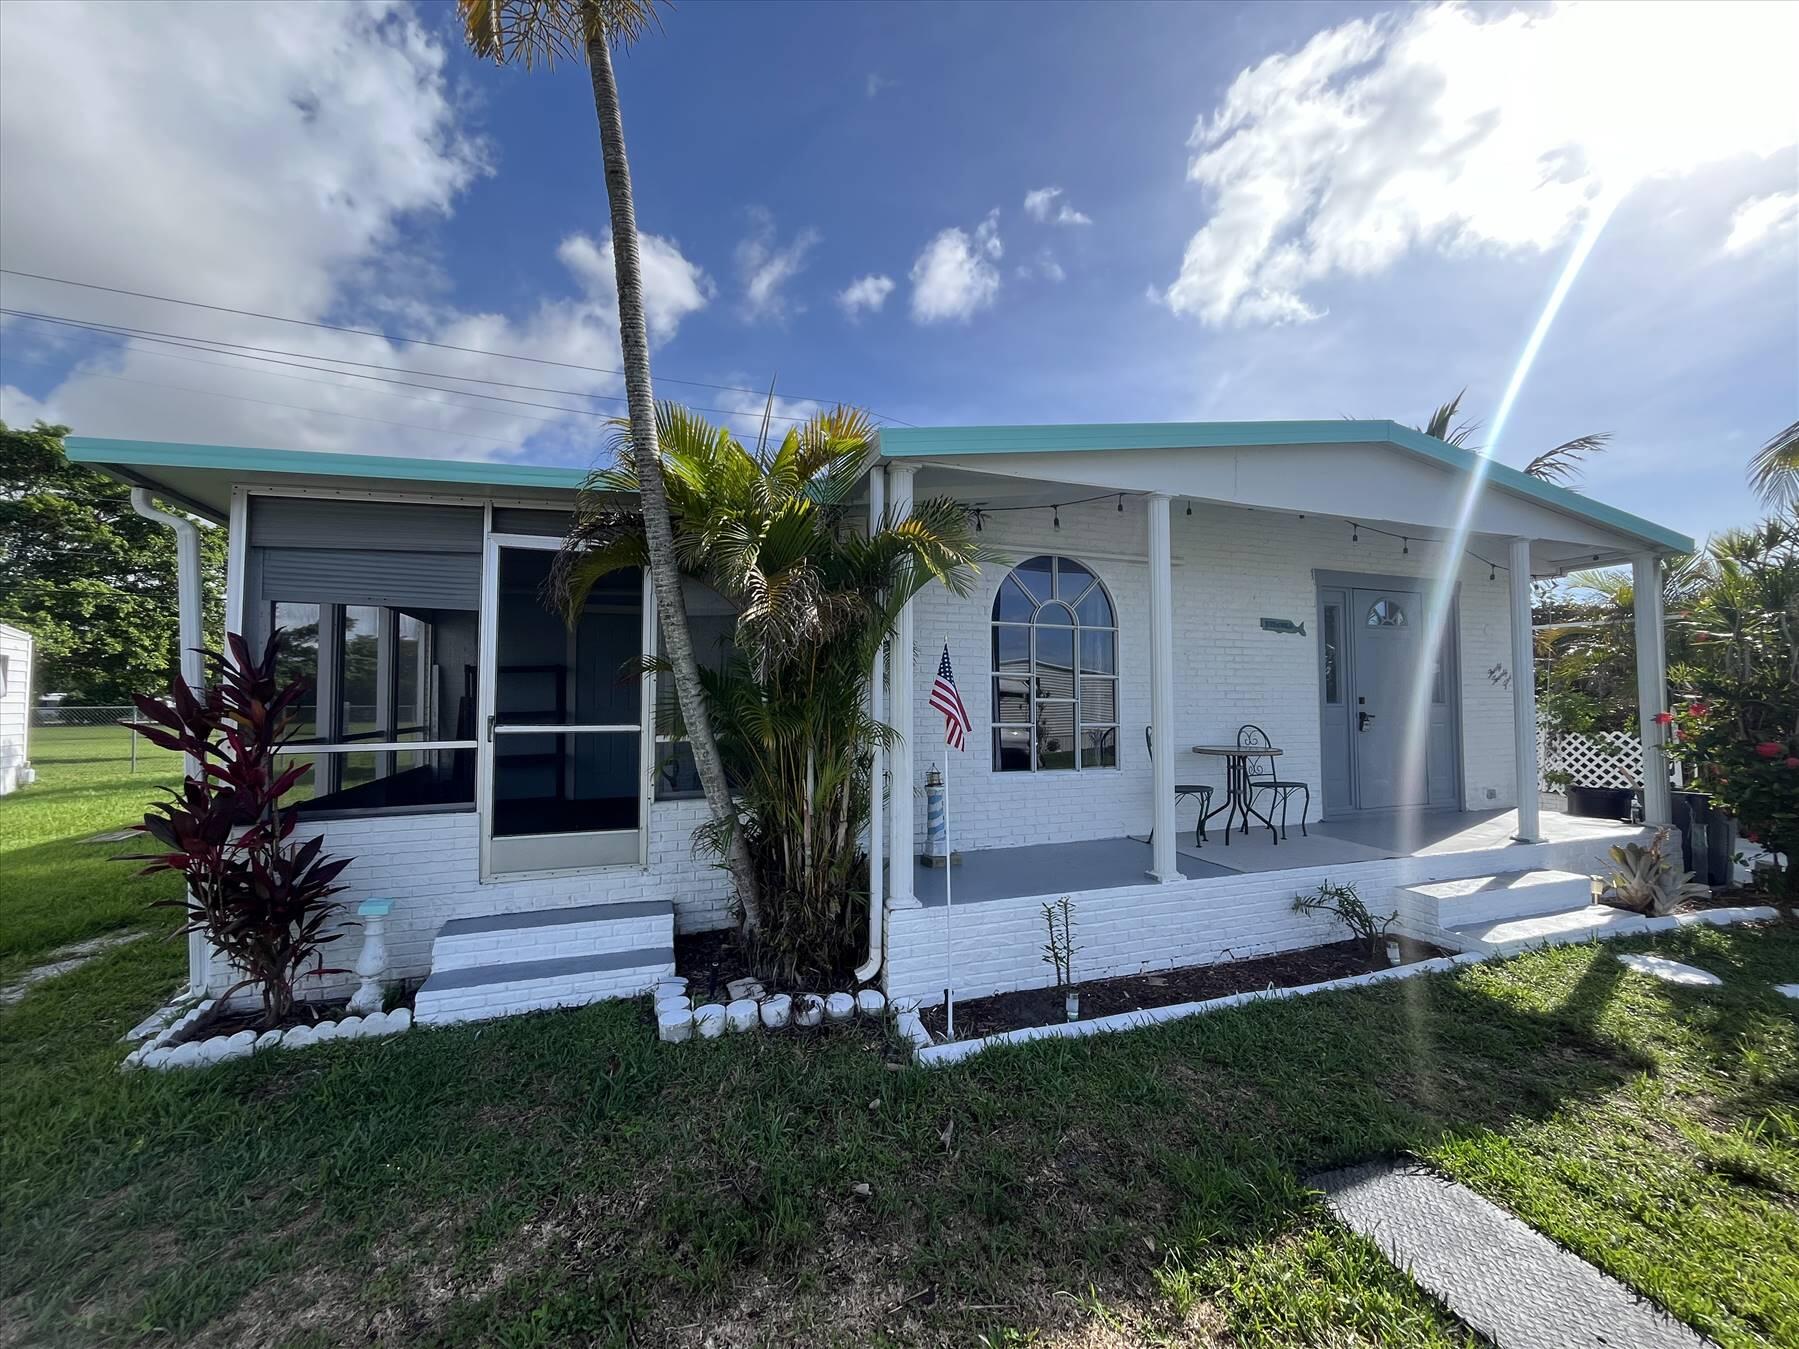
[1537,727,1642,790]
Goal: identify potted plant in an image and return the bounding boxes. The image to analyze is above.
[1041,896,1079,1020]
[1292,879,1401,965]
[124,632,354,1030]
[1539,691,1637,819]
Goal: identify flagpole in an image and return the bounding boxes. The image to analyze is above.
[944,730,955,1041]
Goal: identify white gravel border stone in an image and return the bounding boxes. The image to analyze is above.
[794,993,825,1027]
[694,1003,727,1038]
[121,994,413,1072]
[824,992,855,1022]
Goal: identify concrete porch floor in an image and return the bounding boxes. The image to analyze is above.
[909,808,1640,907]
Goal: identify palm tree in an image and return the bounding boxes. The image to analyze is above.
[558,403,984,974]
[1749,420,1799,510]
[1417,390,1611,486]
[458,0,761,923]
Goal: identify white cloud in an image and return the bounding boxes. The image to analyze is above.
[909,211,1003,323]
[0,384,59,428]
[1723,191,1799,256]
[0,0,714,462]
[734,209,820,321]
[1023,186,1092,227]
[556,233,714,341]
[1162,1,1799,327]
[1016,250,1066,283]
[865,72,895,99]
[836,274,895,319]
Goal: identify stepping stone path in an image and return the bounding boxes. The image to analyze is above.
[1615,953,1724,987]
[0,932,145,1007]
[1315,1161,1715,1348]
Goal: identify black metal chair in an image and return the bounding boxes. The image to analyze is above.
[1237,723,1309,839]
[1146,726,1213,846]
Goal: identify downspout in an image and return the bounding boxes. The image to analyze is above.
[130,488,209,997]
[855,465,888,984]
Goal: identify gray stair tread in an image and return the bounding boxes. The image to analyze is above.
[438,900,672,938]
[420,945,674,994]
[1316,1160,1714,1348]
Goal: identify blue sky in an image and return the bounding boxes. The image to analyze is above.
[1,0,1794,543]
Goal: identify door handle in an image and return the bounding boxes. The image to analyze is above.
[1358,711,1376,732]
[486,714,496,743]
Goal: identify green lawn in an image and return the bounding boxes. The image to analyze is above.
[2,753,1796,1347]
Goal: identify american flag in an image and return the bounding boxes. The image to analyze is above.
[929,643,973,751]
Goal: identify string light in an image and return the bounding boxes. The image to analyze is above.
[1402,537,1410,555]
[1352,522,1359,543]
[1053,505,1061,529]
[1185,501,1192,516]
[1116,494,1124,512]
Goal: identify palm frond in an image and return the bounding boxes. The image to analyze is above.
[1420,390,1481,448]
[1749,419,1799,510]
[456,0,664,68]
[1523,432,1610,486]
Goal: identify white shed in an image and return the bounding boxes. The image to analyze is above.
[0,622,34,795]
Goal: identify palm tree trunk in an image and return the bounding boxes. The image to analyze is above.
[585,34,761,931]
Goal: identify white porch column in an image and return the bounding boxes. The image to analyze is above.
[1632,552,1672,825]
[887,464,918,905]
[1508,536,1541,843]
[1147,493,1178,881]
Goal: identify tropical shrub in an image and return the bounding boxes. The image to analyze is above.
[558,403,982,979]
[124,632,354,1028]
[1665,514,1799,900]
[1601,827,1710,916]
[1291,880,1396,959]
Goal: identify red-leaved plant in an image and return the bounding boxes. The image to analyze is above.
[123,632,354,1029]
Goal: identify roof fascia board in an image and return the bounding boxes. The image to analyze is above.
[879,420,1692,554]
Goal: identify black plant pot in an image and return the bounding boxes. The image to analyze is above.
[1566,785,1635,820]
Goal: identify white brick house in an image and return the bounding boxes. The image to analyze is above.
[67,423,1691,1018]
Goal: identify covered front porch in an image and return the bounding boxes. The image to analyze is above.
[868,421,1692,1005]
[909,806,1641,905]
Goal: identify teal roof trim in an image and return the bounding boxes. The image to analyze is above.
[879,420,1692,554]
[64,437,590,492]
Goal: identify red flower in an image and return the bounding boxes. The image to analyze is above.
[1689,702,1709,718]
[1652,712,1674,726]
[1787,757,1799,768]
[1756,742,1783,758]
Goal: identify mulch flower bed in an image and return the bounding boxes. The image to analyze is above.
[919,937,1449,1042]
[167,982,420,1048]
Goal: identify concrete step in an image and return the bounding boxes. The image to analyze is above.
[1399,869,1593,933]
[415,899,675,1026]
[1448,903,1653,957]
[415,948,674,1026]
[429,900,673,973]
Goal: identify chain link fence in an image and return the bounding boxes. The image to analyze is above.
[29,705,179,772]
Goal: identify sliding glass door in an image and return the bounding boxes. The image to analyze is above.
[479,535,649,876]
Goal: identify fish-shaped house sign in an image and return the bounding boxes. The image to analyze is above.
[1259,617,1306,636]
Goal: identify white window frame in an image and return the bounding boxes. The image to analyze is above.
[990,554,1120,774]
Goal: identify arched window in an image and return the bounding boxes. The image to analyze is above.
[1366,598,1407,627]
[991,555,1118,772]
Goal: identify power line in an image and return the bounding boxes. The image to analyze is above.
[0,308,814,428]
[84,372,535,451]
[2,307,813,423]
[0,267,917,425]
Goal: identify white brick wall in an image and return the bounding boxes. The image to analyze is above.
[883,827,1639,1006]
[204,798,730,998]
[896,499,1519,856]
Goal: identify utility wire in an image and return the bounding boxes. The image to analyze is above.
[0,308,814,428]
[0,267,917,425]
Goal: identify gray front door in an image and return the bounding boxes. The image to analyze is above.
[1351,588,1423,809]
[1318,578,1460,813]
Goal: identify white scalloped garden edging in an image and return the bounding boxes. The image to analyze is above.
[914,904,1786,1068]
[654,975,896,1045]
[121,1000,413,1072]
